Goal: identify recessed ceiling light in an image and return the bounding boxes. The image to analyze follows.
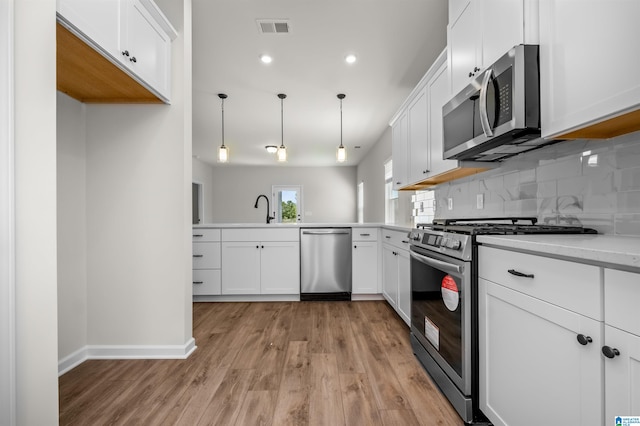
[260,54,273,64]
[345,54,357,64]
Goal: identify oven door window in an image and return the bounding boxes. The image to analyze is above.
[411,254,465,378]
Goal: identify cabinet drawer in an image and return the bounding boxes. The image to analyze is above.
[605,269,640,336]
[192,269,221,295]
[381,228,411,250]
[352,227,378,242]
[192,242,221,269]
[222,227,299,242]
[478,246,601,320]
[192,228,220,242]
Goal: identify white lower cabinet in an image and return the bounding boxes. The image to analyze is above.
[603,269,640,420]
[479,278,602,426]
[192,228,221,296]
[382,228,411,326]
[478,246,603,426]
[479,246,640,426]
[221,241,299,295]
[352,228,379,294]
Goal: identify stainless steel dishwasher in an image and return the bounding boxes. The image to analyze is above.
[300,228,352,301]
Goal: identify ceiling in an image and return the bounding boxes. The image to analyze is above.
[191,0,448,167]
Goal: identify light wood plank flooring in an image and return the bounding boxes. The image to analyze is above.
[59,301,463,425]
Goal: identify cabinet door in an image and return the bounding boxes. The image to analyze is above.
[382,244,398,307]
[221,242,261,294]
[57,0,120,55]
[407,87,430,185]
[603,325,640,420]
[427,57,458,177]
[447,0,480,95]
[120,0,172,99]
[479,279,603,426]
[391,112,408,191]
[480,0,524,68]
[540,0,640,138]
[396,249,411,326]
[352,241,378,294]
[260,242,300,294]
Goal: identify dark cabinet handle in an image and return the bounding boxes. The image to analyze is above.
[354,245,357,249]
[193,254,203,258]
[577,334,592,345]
[193,281,203,284]
[261,245,264,249]
[122,50,129,57]
[402,240,409,244]
[193,234,203,237]
[360,233,370,237]
[468,72,474,77]
[423,169,429,174]
[130,56,137,63]
[474,66,481,72]
[602,346,620,359]
[385,236,391,239]
[508,269,534,279]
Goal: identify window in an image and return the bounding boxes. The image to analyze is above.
[272,185,303,223]
[384,159,398,224]
[357,181,364,223]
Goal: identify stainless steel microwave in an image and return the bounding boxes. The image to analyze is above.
[442,45,551,162]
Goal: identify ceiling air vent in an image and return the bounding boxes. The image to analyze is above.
[257,19,290,34]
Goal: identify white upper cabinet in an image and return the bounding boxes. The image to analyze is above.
[119,0,173,100]
[56,0,120,54]
[407,88,430,184]
[391,112,408,191]
[539,0,640,139]
[448,0,538,95]
[57,0,177,103]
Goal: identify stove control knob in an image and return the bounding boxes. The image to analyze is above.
[445,238,461,250]
[409,232,420,241]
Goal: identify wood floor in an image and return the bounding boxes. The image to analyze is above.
[59,301,463,425]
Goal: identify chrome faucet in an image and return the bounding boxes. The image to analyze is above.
[254,194,274,224]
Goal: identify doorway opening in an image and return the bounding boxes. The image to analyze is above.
[192,182,203,225]
[272,185,303,223]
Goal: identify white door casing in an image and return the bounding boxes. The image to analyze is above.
[0,0,16,424]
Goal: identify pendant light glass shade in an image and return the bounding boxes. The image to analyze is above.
[217,93,229,163]
[337,94,347,163]
[277,93,287,162]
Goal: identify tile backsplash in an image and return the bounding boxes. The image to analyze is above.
[413,131,640,236]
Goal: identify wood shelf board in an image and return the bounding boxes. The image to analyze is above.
[558,108,640,140]
[56,23,163,104]
[399,166,491,190]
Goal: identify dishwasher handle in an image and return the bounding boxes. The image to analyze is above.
[302,229,351,235]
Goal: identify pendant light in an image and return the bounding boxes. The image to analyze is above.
[217,93,229,163]
[337,93,347,163]
[277,93,287,162]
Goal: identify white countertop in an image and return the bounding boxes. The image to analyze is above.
[476,234,640,271]
[194,223,413,232]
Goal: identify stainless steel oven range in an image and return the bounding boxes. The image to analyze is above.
[408,217,597,425]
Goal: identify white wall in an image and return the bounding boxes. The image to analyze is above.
[356,127,414,226]
[207,165,357,223]
[192,157,215,223]
[57,93,88,362]
[14,0,59,424]
[83,1,192,348]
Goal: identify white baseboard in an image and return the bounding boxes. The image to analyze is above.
[351,294,385,301]
[58,337,197,376]
[193,294,300,302]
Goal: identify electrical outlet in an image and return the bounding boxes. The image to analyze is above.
[447,198,453,210]
[477,193,484,210]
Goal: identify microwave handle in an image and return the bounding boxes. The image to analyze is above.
[479,68,494,137]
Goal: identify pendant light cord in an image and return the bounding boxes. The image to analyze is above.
[221,97,225,148]
[280,97,284,148]
[340,97,343,148]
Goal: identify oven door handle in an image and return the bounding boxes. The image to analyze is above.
[410,251,463,274]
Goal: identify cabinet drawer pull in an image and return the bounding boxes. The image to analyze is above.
[360,233,370,237]
[577,334,592,345]
[507,269,534,279]
[602,346,620,359]
[385,236,391,239]
[193,234,204,237]
[130,56,137,63]
[193,254,203,258]
[193,281,203,284]
[402,240,409,244]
